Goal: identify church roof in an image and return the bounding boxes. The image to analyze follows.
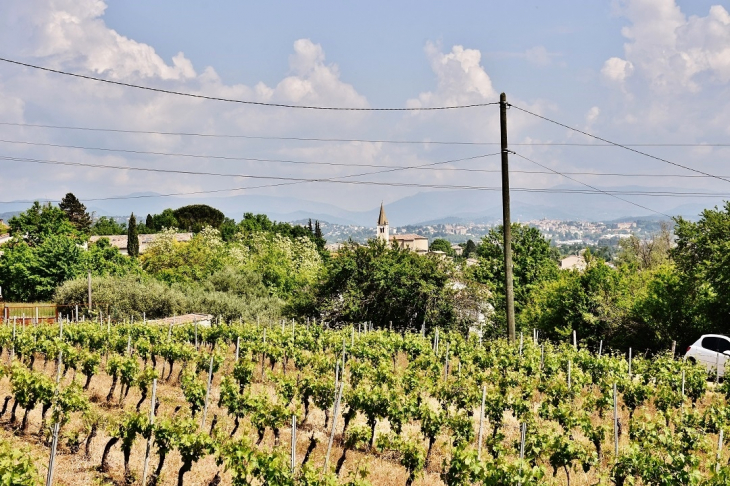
[377,202,388,225]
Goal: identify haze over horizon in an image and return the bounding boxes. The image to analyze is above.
[2,0,730,221]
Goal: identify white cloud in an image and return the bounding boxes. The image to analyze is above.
[524,46,553,67]
[607,0,730,92]
[601,57,634,83]
[408,42,497,109]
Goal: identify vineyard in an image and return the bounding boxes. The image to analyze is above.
[0,319,727,485]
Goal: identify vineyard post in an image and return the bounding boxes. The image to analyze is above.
[717,429,724,473]
[572,330,577,349]
[323,382,344,472]
[291,414,297,473]
[235,337,240,362]
[389,321,392,332]
[715,352,720,384]
[21,312,25,327]
[10,318,15,362]
[282,319,285,333]
[45,348,63,486]
[444,344,449,380]
[598,340,603,358]
[334,362,340,393]
[75,305,78,322]
[200,355,214,430]
[141,378,157,486]
[341,338,346,366]
[477,385,486,459]
[195,321,198,349]
[143,312,145,325]
[107,316,110,333]
[261,328,267,381]
[681,370,685,409]
[671,340,676,357]
[613,383,619,457]
[540,344,544,370]
[126,334,132,356]
[519,422,526,459]
[35,307,38,326]
[567,361,571,388]
[167,321,172,340]
[351,326,354,347]
[421,319,425,338]
[519,332,523,356]
[292,318,295,343]
[87,271,92,311]
[628,348,632,379]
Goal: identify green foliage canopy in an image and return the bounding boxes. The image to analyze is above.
[173,204,225,233]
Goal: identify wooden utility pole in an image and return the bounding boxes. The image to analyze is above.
[500,92,516,341]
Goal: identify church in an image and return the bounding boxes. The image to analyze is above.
[376,203,428,254]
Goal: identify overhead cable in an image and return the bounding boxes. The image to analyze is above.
[0,57,498,111]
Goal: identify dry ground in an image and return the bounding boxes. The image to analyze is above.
[0,349,719,485]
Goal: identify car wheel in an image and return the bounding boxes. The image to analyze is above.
[687,357,697,364]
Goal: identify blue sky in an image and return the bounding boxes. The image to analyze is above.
[1,0,729,217]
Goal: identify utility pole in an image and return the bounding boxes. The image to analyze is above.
[500,92,516,342]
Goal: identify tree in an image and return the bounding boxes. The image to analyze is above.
[616,222,671,270]
[59,193,92,231]
[148,209,178,231]
[127,213,139,258]
[429,238,454,256]
[84,238,139,276]
[0,235,84,301]
[8,202,77,246]
[91,217,126,236]
[672,203,730,331]
[219,217,237,242]
[464,239,477,258]
[470,223,559,330]
[145,214,153,228]
[172,204,225,233]
[292,239,454,331]
[522,257,632,349]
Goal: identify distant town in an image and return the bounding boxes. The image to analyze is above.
[311,217,669,249]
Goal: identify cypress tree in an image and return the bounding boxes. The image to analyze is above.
[145,214,154,230]
[308,218,313,234]
[314,220,323,239]
[127,213,139,257]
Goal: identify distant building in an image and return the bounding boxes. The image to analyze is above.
[376,202,389,242]
[451,244,463,256]
[376,204,428,254]
[89,233,193,256]
[560,255,587,271]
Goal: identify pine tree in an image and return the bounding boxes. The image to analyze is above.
[127,213,139,258]
[59,193,92,231]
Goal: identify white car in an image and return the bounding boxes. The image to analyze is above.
[685,334,730,377]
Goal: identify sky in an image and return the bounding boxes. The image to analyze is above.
[1,0,730,219]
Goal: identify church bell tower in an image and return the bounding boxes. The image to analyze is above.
[377,202,389,242]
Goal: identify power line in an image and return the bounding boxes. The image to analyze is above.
[2,121,729,147]
[512,151,671,219]
[510,103,730,184]
[0,138,502,172]
[0,57,498,111]
[1,154,728,200]
[1,138,726,179]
